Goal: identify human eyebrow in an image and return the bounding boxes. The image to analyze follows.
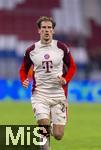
[41,25,52,29]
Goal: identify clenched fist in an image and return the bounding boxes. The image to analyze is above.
[22,78,29,88]
[57,76,66,85]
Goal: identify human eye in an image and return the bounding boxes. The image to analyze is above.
[48,26,52,29]
[41,26,46,29]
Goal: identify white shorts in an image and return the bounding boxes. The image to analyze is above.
[31,93,68,125]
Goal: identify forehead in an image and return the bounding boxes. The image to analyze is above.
[41,21,53,27]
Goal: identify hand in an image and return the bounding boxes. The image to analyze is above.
[57,76,66,85]
[22,78,29,88]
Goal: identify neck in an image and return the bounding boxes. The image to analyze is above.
[41,39,52,45]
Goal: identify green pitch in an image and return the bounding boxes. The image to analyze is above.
[0,101,101,150]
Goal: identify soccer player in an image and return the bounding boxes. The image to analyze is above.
[19,16,76,149]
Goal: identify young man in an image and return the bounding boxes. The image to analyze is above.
[19,16,76,149]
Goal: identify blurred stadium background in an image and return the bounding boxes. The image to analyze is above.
[0,0,101,149]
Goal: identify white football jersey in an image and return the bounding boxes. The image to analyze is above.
[27,40,69,98]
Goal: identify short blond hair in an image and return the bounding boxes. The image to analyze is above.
[36,16,56,29]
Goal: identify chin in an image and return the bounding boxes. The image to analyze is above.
[44,39,50,42]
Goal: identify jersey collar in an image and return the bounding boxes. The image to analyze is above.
[39,40,54,48]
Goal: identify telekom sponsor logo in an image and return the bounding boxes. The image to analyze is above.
[42,60,53,73]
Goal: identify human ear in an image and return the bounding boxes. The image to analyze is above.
[53,30,55,34]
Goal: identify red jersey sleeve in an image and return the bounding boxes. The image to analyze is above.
[57,41,76,83]
[57,41,76,97]
[19,44,34,83]
[62,51,76,97]
[63,52,76,83]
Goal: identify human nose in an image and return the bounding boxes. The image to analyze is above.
[45,28,49,32]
